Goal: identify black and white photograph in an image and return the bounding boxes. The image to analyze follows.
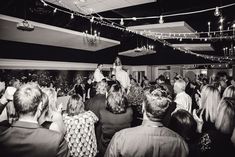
[0,0,235,157]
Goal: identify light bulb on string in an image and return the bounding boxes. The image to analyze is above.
[53,8,57,13]
[219,16,224,23]
[90,16,94,23]
[132,17,137,21]
[71,13,74,19]
[214,7,220,16]
[219,25,223,31]
[208,21,211,36]
[159,15,164,24]
[41,0,48,6]
[120,18,124,26]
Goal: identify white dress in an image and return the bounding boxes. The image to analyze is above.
[93,68,104,82]
[114,66,130,90]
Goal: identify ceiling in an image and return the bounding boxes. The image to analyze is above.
[171,44,214,52]
[128,21,197,37]
[45,0,155,15]
[0,14,120,51]
[0,0,234,65]
[119,48,155,57]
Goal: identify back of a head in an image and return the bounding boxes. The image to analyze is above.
[174,79,186,93]
[200,84,221,122]
[169,109,197,141]
[106,84,127,114]
[114,57,122,66]
[215,97,235,135]
[158,75,166,83]
[13,83,42,116]
[223,85,235,98]
[96,81,107,95]
[144,86,171,122]
[42,88,57,112]
[127,85,144,106]
[97,63,103,68]
[67,94,84,116]
[41,92,49,113]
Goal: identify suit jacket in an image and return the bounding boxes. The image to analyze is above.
[85,94,106,152]
[85,94,106,120]
[0,121,69,157]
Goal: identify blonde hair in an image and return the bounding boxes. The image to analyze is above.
[223,85,235,98]
[215,97,235,134]
[42,88,58,112]
[66,95,84,116]
[106,84,126,114]
[174,79,186,92]
[96,81,107,95]
[200,85,221,123]
[114,57,122,66]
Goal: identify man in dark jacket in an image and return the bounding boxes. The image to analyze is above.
[0,83,69,157]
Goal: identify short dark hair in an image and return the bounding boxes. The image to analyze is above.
[14,83,42,116]
[143,86,170,121]
[158,75,166,82]
[97,63,103,67]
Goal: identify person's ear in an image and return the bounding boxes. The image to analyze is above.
[142,102,145,113]
[35,102,43,119]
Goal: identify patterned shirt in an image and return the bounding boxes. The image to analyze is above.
[63,111,98,157]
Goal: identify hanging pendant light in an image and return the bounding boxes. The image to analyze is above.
[214,7,220,16]
[70,13,74,19]
[120,18,124,26]
[159,15,164,24]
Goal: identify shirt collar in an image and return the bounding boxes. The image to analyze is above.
[11,121,41,129]
[142,120,164,127]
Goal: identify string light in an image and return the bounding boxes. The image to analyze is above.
[219,25,223,30]
[214,7,221,16]
[132,17,137,21]
[219,16,224,23]
[39,0,234,62]
[103,3,235,21]
[71,13,74,19]
[40,0,235,37]
[90,16,94,23]
[41,0,48,6]
[159,15,164,24]
[120,18,124,26]
[53,8,57,13]
[233,24,235,28]
[208,21,211,36]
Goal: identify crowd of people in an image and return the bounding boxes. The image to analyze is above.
[0,57,235,157]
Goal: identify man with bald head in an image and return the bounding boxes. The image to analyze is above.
[173,79,192,113]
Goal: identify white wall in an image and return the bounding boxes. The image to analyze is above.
[0,58,112,71]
